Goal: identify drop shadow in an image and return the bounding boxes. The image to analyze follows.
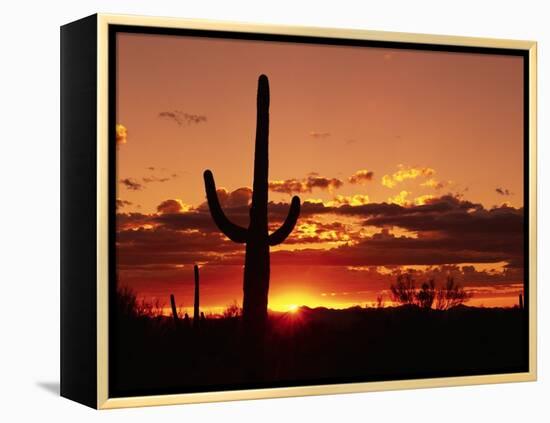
[36,381,60,396]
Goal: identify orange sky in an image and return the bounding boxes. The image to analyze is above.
[115,32,525,312]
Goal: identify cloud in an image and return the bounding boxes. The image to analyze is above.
[363,198,523,243]
[387,192,436,207]
[388,190,410,206]
[120,178,143,191]
[284,221,351,245]
[116,190,525,310]
[198,187,253,210]
[116,212,153,231]
[143,175,171,183]
[142,167,182,184]
[116,193,524,278]
[116,199,132,209]
[309,131,331,139]
[329,194,370,206]
[421,178,446,190]
[117,226,239,266]
[119,171,179,193]
[382,165,435,188]
[159,111,207,126]
[116,124,128,145]
[157,199,191,214]
[413,194,436,205]
[496,187,512,196]
[348,169,374,184]
[269,175,343,194]
[269,220,523,267]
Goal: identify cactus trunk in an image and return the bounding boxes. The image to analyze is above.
[242,75,270,336]
[203,75,301,340]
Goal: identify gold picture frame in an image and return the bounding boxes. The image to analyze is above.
[61,13,537,409]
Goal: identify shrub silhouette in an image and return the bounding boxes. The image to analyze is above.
[416,280,436,309]
[435,276,472,310]
[390,273,416,306]
[223,300,243,318]
[390,274,470,309]
[117,285,139,319]
[203,75,301,339]
[116,285,165,319]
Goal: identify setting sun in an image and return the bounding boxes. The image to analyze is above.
[288,304,299,313]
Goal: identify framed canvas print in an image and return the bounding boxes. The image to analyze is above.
[60,14,537,409]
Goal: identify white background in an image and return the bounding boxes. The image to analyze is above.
[0,0,547,421]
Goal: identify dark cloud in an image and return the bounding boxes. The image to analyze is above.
[269,232,517,267]
[116,194,524,273]
[117,226,240,266]
[362,196,523,237]
[120,178,143,191]
[159,111,207,126]
[348,169,374,184]
[208,187,252,209]
[496,187,512,196]
[116,199,133,209]
[117,212,153,231]
[141,167,182,184]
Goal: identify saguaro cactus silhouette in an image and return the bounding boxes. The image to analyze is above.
[203,75,301,338]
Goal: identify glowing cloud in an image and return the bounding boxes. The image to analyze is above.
[157,199,191,214]
[421,178,446,190]
[388,190,410,206]
[413,194,435,205]
[382,165,436,188]
[116,124,128,145]
[330,194,370,206]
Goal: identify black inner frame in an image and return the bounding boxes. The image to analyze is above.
[108,24,530,398]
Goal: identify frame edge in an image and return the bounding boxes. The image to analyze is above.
[95,13,538,409]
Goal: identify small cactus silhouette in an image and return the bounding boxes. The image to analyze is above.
[519,293,524,309]
[169,293,179,326]
[193,264,200,328]
[203,75,301,338]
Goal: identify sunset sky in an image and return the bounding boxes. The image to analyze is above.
[115,32,525,313]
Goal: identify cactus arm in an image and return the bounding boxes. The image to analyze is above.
[203,170,248,243]
[268,196,301,246]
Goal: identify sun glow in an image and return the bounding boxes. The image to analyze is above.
[288,304,299,313]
